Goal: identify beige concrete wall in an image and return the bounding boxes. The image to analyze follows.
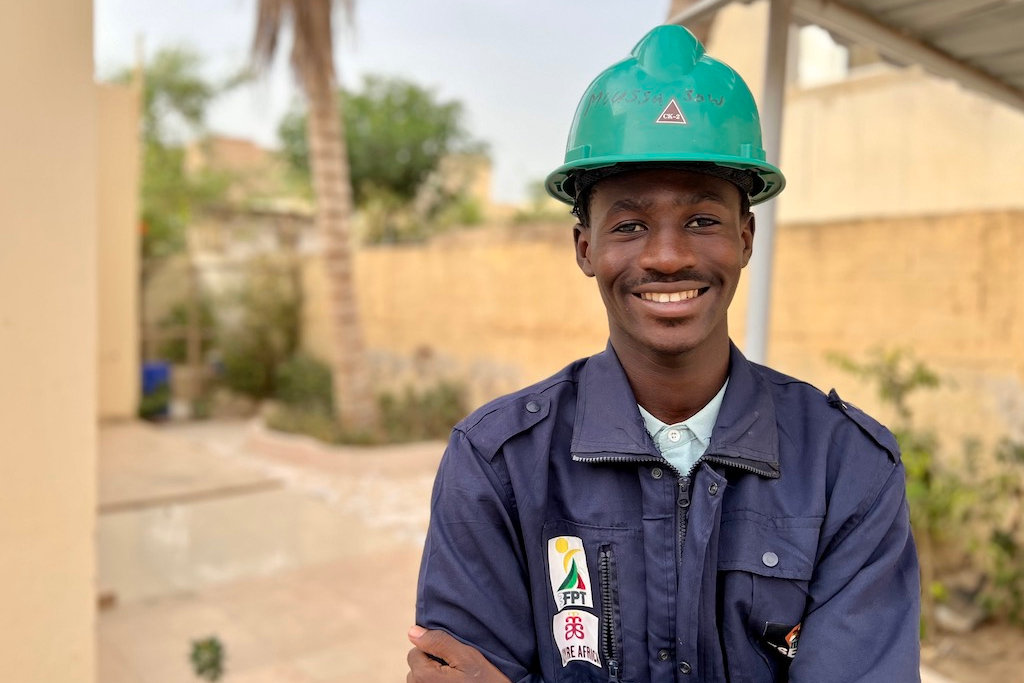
[780,67,1024,223]
[301,225,606,407]
[98,83,141,420]
[744,211,1024,451]
[302,211,1023,453]
[0,0,98,681]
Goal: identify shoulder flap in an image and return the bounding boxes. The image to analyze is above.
[463,394,551,462]
[826,389,901,462]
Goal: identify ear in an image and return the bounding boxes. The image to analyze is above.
[574,224,595,277]
[740,212,755,268]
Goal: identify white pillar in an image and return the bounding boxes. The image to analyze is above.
[744,0,792,364]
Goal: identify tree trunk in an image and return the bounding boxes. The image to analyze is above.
[303,71,377,430]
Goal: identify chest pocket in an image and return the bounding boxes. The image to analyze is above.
[541,520,646,683]
[717,512,821,682]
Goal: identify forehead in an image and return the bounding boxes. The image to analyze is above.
[589,168,744,215]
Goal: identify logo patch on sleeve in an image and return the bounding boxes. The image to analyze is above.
[547,536,593,609]
[553,610,602,668]
[763,622,801,659]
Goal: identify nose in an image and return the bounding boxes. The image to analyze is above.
[637,225,698,274]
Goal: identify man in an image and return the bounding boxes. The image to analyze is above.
[408,24,920,683]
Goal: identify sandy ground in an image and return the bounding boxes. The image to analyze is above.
[98,420,440,683]
[97,419,1012,683]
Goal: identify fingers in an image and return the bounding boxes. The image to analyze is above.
[407,626,513,683]
[408,625,458,667]
[408,646,449,683]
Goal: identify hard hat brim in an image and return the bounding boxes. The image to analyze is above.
[545,153,785,207]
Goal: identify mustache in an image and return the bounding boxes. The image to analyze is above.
[625,270,715,288]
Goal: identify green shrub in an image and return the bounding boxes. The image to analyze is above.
[138,382,171,420]
[220,335,277,399]
[831,348,1024,633]
[378,382,467,442]
[217,255,303,400]
[266,380,468,445]
[274,353,334,413]
[189,635,224,681]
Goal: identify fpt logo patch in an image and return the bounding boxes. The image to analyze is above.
[548,536,593,609]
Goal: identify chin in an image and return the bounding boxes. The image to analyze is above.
[635,330,706,357]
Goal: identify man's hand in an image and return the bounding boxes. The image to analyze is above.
[407,625,514,683]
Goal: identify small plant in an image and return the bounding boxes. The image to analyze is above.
[189,636,225,681]
[831,348,1024,634]
[138,382,171,420]
[977,438,1024,623]
[218,256,302,400]
[275,353,334,414]
[829,349,961,640]
[378,382,467,442]
[266,380,468,445]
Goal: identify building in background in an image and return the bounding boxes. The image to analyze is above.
[1,1,140,680]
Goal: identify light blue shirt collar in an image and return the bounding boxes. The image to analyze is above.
[637,378,729,475]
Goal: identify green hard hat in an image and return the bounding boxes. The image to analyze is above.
[545,24,785,206]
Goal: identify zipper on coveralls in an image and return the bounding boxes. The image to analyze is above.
[599,545,621,683]
[676,475,692,563]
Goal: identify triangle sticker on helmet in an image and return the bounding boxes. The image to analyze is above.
[655,99,687,125]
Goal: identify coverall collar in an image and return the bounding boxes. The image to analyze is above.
[571,341,780,478]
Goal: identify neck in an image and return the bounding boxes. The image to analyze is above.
[611,334,731,424]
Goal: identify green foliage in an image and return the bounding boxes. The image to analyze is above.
[218,257,302,400]
[378,382,468,442]
[275,353,334,414]
[976,439,1024,623]
[267,381,468,445]
[138,383,171,420]
[831,348,1024,630]
[189,636,225,681]
[279,75,483,206]
[112,47,230,261]
[827,348,940,422]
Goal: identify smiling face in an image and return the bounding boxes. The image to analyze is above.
[574,167,754,363]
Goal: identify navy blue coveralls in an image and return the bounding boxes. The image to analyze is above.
[417,343,921,683]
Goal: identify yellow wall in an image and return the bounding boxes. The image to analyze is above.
[780,67,1024,223]
[302,210,1024,453]
[97,83,141,420]
[0,0,97,681]
[302,0,1024,453]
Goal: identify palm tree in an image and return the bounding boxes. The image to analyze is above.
[251,0,376,429]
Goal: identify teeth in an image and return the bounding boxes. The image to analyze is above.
[641,290,700,302]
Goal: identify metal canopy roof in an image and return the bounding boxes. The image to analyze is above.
[669,0,1024,112]
[793,0,1024,113]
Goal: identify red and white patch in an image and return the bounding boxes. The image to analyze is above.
[655,98,687,125]
[553,610,601,668]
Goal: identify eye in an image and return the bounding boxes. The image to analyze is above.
[611,222,646,234]
[685,217,719,230]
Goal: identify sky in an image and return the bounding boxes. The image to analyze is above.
[95,0,673,203]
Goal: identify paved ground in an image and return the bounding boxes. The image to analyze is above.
[98,420,440,683]
[97,419,960,683]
